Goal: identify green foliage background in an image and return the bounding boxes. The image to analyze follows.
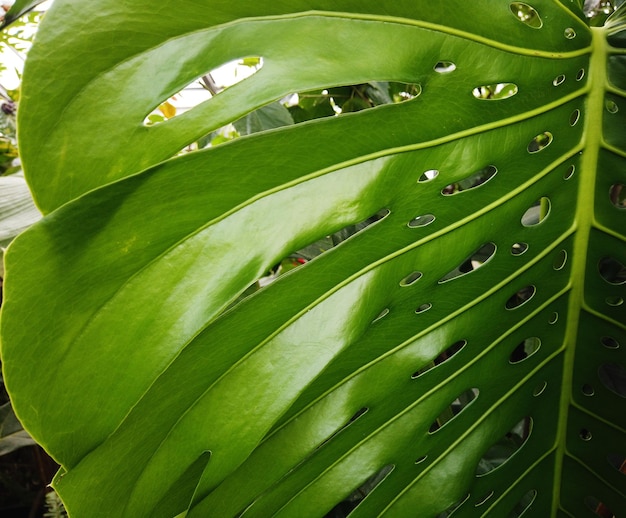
[1,1,625,516]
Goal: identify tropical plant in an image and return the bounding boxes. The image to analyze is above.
[1,0,625,516]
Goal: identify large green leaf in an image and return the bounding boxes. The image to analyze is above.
[2,0,626,516]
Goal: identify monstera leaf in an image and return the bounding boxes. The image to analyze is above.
[2,0,625,516]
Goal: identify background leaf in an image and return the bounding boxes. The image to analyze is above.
[234,101,294,136]
[0,173,41,247]
[0,0,46,29]
[0,401,35,455]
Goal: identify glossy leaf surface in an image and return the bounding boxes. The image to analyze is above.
[2,1,626,516]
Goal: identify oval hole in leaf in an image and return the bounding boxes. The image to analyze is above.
[328,208,390,247]
[533,381,548,396]
[527,131,553,153]
[601,336,620,349]
[327,464,395,516]
[598,363,626,398]
[419,169,439,182]
[429,388,479,433]
[607,453,626,474]
[474,491,494,507]
[553,250,568,270]
[411,339,466,379]
[434,61,456,73]
[442,165,497,196]
[415,455,428,464]
[508,489,538,517]
[584,496,616,518]
[565,27,577,39]
[553,75,565,86]
[564,164,575,180]
[582,384,595,396]
[296,208,389,261]
[371,308,390,324]
[598,257,626,285]
[605,296,624,307]
[570,109,581,126]
[228,208,389,309]
[408,214,435,228]
[505,285,536,310]
[510,2,543,28]
[400,271,423,287]
[436,493,470,518]
[576,68,585,81]
[548,312,559,324]
[295,82,424,118]
[349,407,369,422]
[511,242,529,256]
[610,183,626,208]
[476,416,532,476]
[521,197,551,226]
[472,83,518,100]
[415,302,432,314]
[391,82,422,102]
[510,337,541,363]
[605,99,619,114]
[143,56,264,126]
[337,82,423,114]
[439,243,496,283]
[580,428,593,441]
[316,407,369,451]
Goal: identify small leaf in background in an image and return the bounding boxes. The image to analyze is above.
[0,402,35,455]
[0,173,41,247]
[240,57,261,68]
[144,113,165,126]
[0,0,45,28]
[288,90,336,122]
[233,101,294,136]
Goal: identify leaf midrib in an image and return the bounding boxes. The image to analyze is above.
[552,24,608,516]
